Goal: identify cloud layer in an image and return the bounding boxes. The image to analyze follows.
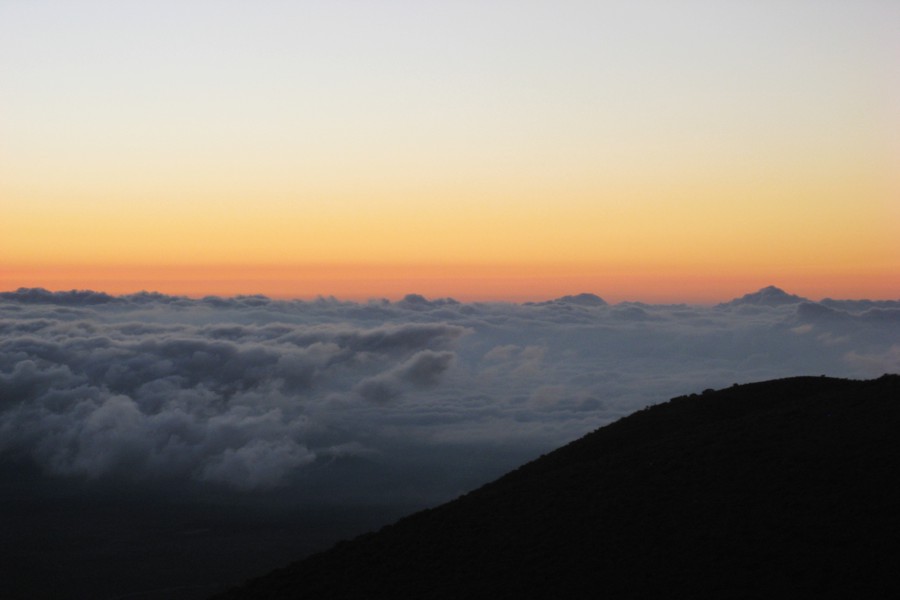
[1,288,898,503]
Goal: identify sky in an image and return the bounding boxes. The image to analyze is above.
[2,0,898,302]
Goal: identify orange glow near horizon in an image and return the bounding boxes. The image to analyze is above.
[3,165,897,304]
[2,263,897,304]
[2,2,897,304]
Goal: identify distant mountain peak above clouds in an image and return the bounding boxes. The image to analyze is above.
[4,286,894,309]
[557,293,608,306]
[719,285,809,307]
[396,293,460,309]
[528,292,608,307]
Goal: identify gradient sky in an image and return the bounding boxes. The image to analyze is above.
[2,0,898,302]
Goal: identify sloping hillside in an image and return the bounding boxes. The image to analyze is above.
[215,375,900,599]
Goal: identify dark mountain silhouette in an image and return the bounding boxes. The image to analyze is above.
[214,374,900,599]
[719,285,809,307]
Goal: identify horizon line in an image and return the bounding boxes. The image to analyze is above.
[3,285,898,307]
[3,263,899,305]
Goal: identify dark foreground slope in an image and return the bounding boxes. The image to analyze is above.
[216,375,900,599]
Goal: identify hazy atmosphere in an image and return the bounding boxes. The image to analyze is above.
[2,0,898,597]
[2,0,898,301]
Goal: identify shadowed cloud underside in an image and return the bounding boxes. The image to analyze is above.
[1,287,898,598]
[215,375,900,599]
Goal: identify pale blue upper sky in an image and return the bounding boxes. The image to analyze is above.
[4,0,895,180]
[1,1,898,300]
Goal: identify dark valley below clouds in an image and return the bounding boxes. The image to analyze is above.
[1,286,898,598]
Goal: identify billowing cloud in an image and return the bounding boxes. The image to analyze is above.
[0,287,897,504]
[844,345,900,376]
[0,311,468,490]
[354,350,456,403]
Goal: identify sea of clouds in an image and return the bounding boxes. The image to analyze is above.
[1,286,898,505]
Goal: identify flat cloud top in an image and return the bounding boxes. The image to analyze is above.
[1,287,898,503]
